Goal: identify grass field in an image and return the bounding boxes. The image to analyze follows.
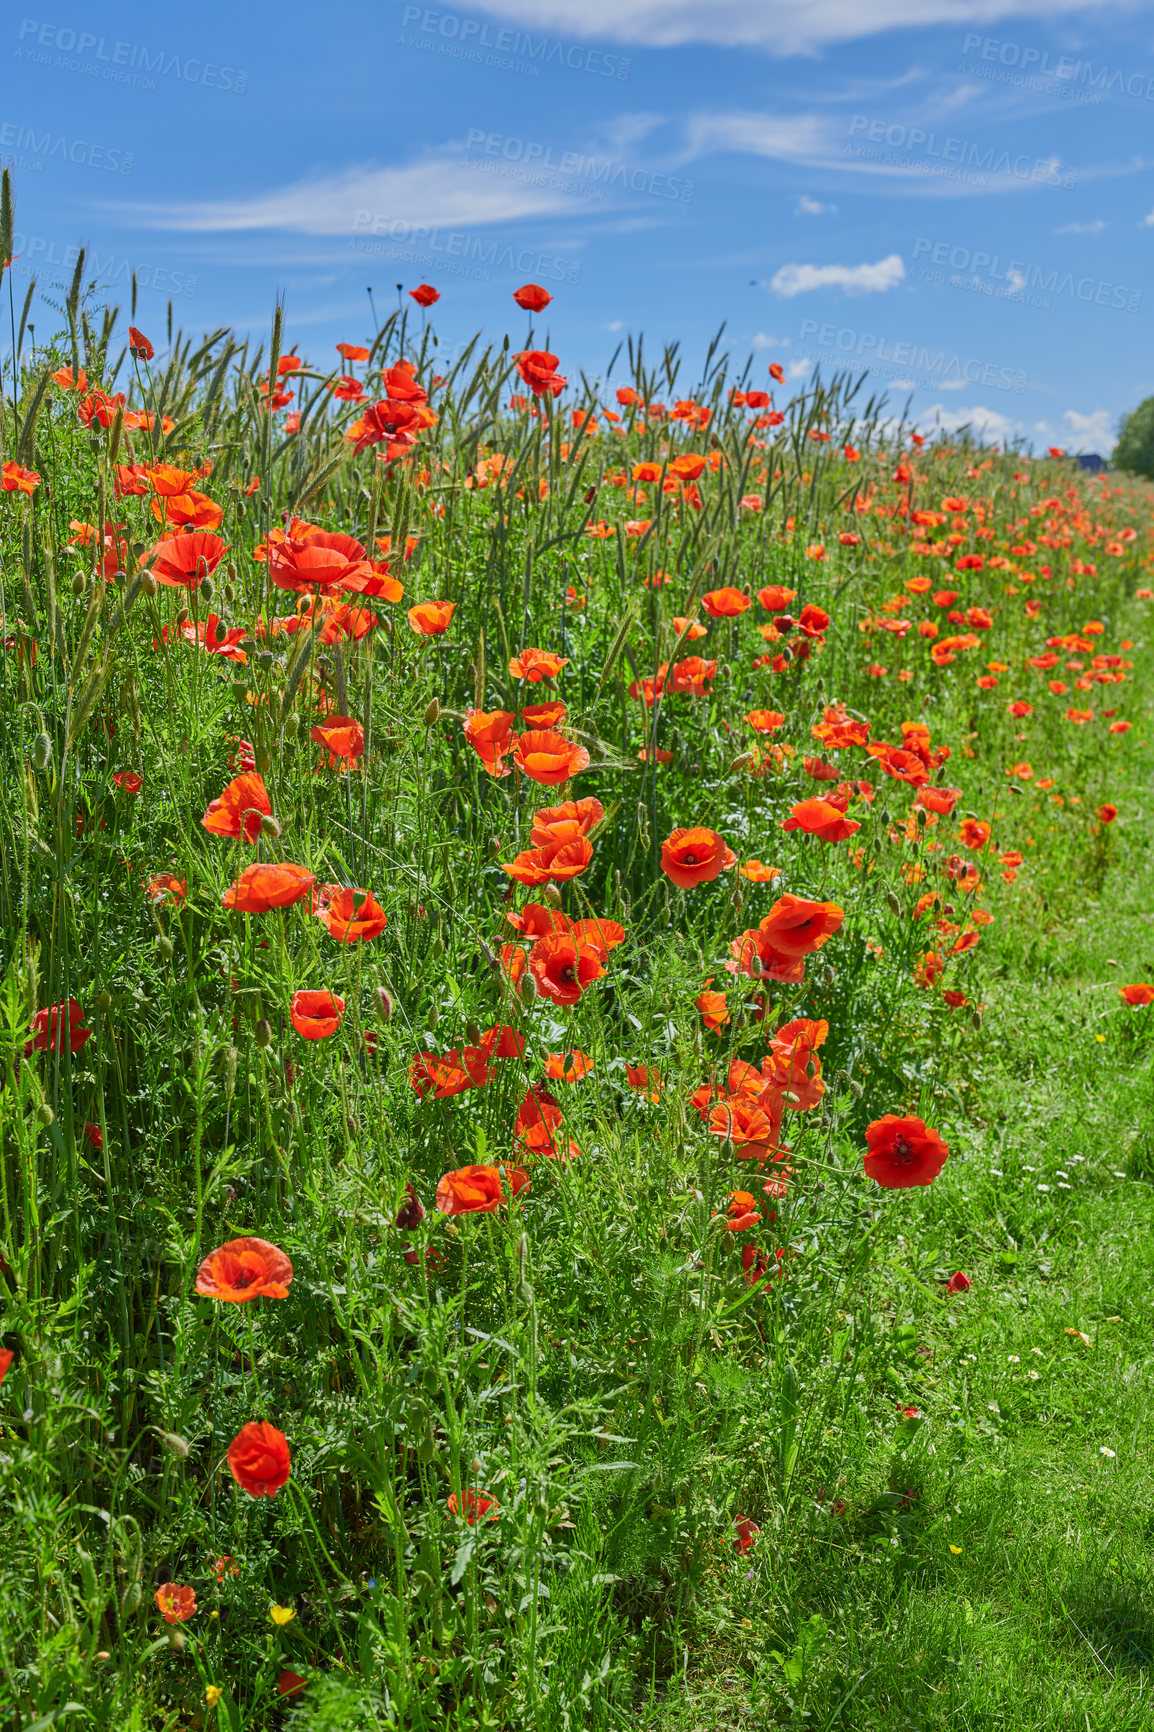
[1,184,1152,1730]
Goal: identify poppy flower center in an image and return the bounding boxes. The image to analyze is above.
[893,1135,914,1164]
[683,852,698,866]
[559,965,577,985]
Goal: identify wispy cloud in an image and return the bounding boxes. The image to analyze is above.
[1062,407,1115,451]
[769,254,906,296]
[1055,219,1107,234]
[111,154,582,235]
[919,401,1020,443]
[795,195,837,214]
[468,0,1109,55]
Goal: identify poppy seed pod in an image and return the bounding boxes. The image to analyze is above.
[37,1103,55,1128]
[426,1003,440,1031]
[283,713,300,737]
[424,698,441,727]
[374,986,394,1022]
[155,936,174,961]
[255,1019,272,1048]
[95,989,112,1011]
[886,890,901,917]
[71,572,86,598]
[259,815,282,838]
[488,837,502,858]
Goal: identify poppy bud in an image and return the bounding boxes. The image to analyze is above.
[259,814,282,838]
[256,749,272,773]
[140,571,158,598]
[176,608,190,627]
[31,734,52,772]
[375,987,393,1022]
[71,572,87,598]
[466,1019,481,1046]
[849,1078,863,1097]
[488,837,501,858]
[223,583,236,604]
[199,576,215,602]
[96,1652,111,1662]
[806,1059,817,1079]
[36,1103,55,1128]
[542,884,563,909]
[169,1631,185,1653]
[418,1437,436,1465]
[519,970,537,1007]
[879,809,892,827]
[155,936,174,962]
[255,1019,273,1048]
[423,698,441,727]
[915,807,927,826]
[96,989,112,1011]
[426,1004,440,1031]
[283,713,300,737]
[728,751,756,775]
[971,1010,982,1031]
[155,1428,190,1458]
[731,886,744,914]
[886,891,901,917]
[214,617,228,645]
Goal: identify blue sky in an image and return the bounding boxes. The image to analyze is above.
[5,0,1154,451]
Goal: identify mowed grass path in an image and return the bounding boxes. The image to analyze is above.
[657,820,1154,1730]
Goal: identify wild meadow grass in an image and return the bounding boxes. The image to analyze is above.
[0,179,1152,1729]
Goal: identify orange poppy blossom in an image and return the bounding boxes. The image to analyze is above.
[527,932,606,1004]
[521,698,567,729]
[310,716,365,769]
[464,708,516,776]
[673,616,708,641]
[718,1191,762,1230]
[512,730,590,786]
[1119,983,1154,1007]
[701,587,752,618]
[916,785,962,816]
[509,646,569,682]
[958,818,991,851]
[780,797,861,844]
[267,528,373,594]
[289,990,346,1038]
[144,530,230,587]
[867,743,931,786]
[625,1064,663,1101]
[758,894,844,958]
[409,1048,490,1099]
[863,1114,949,1188]
[531,796,604,843]
[448,1489,500,1523]
[407,600,456,635]
[758,585,797,612]
[695,983,730,1032]
[155,1584,196,1623]
[708,1090,785,1164]
[161,611,248,662]
[515,349,566,396]
[503,829,594,885]
[746,709,785,732]
[196,1237,294,1301]
[739,860,781,883]
[514,1085,568,1158]
[228,1421,292,1498]
[146,872,187,907]
[0,1348,13,1386]
[316,887,388,942]
[762,1018,828,1110]
[222,862,317,913]
[435,1165,503,1214]
[544,1049,594,1082]
[201,773,271,845]
[660,827,737,888]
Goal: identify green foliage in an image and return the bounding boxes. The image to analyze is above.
[1113,395,1154,480]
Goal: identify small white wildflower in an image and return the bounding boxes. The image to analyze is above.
[1007,1355,1020,1363]
[1100,1447,1116,1458]
[1027,1370,1040,1381]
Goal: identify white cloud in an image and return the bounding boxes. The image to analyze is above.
[1062,407,1115,452]
[920,402,1020,443]
[770,254,906,297]
[786,357,812,380]
[112,155,580,235]
[935,378,968,390]
[795,195,837,215]
[750,331,791,347]
[1141,207,1154,226]
[1056,219,1107,234]
[469,0,1116,54]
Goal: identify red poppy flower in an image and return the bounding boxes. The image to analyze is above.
[269,529,372,594]
[509,645,569,683]
[2,461,41,493]
[696,986,730,1031]
[513,730,590,786]
[719,1190,761,1230]
[946,1271,972,1293]
[410,283,440,307]
[222,863,317,913]
[513,283,552,312]
[781,798,860,843]
[733,1517,760,1553]
[196,1237,294,1301]
[409,1048,490,1098]
[758,894,844,959]
[146,872,187,906]
[916,785,961,816]
[514,350,566,397]
[959,819,991,851]
[701,587,752,618]
[1119,983,1154,1007]
[625,1064,662,1101]
[709,1092,785,1163]
[407,600,455,635]
[569,915,625,958]
[26,999,92,1056]
[465,708,516,775]
[447,1488,500,1522]
[527,933,606,1004]
[503,831,594,885]
[316,888,387,943]
[154,1584,196,1623]
[520,699,567,729]
[531,797,604,842]
[289,990,346,1039]
[544,1050,594,1082]
[227,1421,292,1497]
[278,1671,307,1699]
[336,342,371,361]
[201,773,271,845]
[0,1349,12,1386]
[758,585,797,612]
[746,710,785,733]
[310,717,365,768]
[128,325,155,360]
[144,531,230,588]
[660,827,736,888]
[1096,803,1118,824]
[435,1165,503,1215]
[863,1114,949,1189]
